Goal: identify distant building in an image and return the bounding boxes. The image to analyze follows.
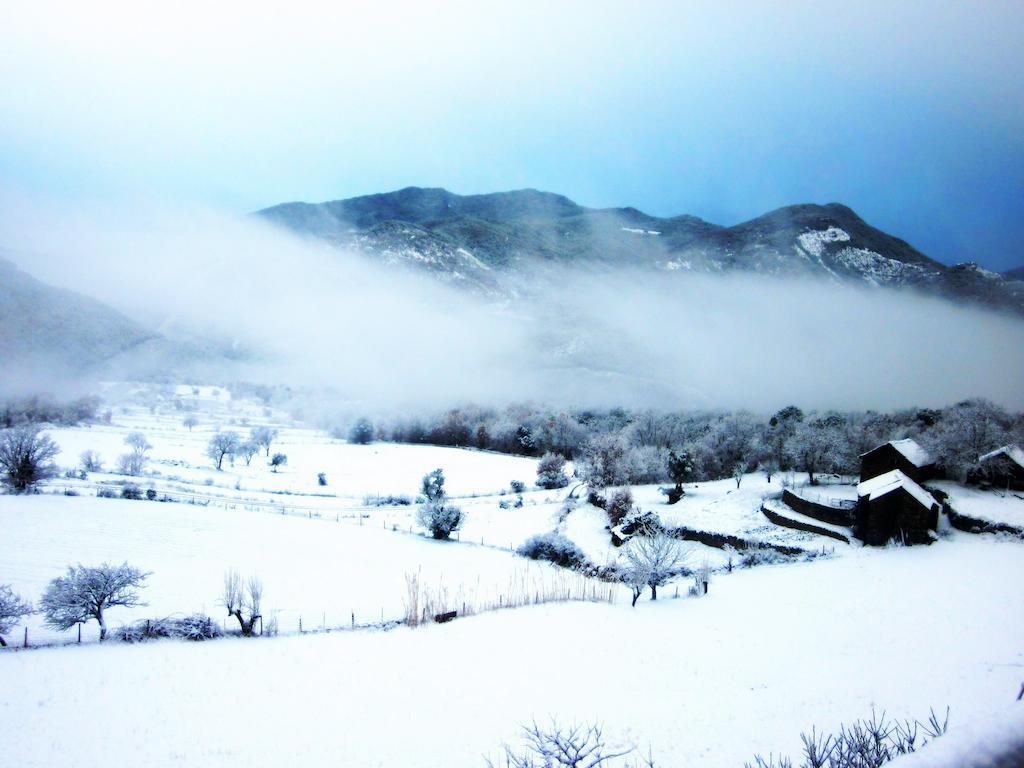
[975,444,1024,491]
[855,469,940,545]
[859,439,935,484]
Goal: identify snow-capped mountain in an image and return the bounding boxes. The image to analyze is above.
[258,187,1024,313]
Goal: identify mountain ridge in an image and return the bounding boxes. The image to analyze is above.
[257,187,1024,314]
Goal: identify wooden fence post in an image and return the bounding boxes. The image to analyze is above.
[23,626,28,648]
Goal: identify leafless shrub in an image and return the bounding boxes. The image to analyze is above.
[487,720,656,768]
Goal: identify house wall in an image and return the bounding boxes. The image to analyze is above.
[855,488,937,546]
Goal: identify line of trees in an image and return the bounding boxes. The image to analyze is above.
[348,399,1022,488]
[1,564,268,645]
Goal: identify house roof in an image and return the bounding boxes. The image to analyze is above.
[857,469,937,510]
[860,438,933,467]
[978,444,1024,469]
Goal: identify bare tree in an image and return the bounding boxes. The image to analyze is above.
[251,426,279,457]
[623,526,686,605]
[79,449,103,473]
[222,568,263,636]
[39,562,149,640]
[0,425,60,492]
[124,431,152,455]
[0,584,33,647]
[239,440,259,467]
[182,414,199,432]
[206,431,241,470]
[117,431,152,476]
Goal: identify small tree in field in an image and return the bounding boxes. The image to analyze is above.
[221,569,263,636]
[239,440,259,467]
[39,562,149,641]
[206,431,241,470]
[666,448,694,498]
[182,414,199,432]
[270,452,288,472]
[536,452,570,489]
[0,426,60,493]
[416,468,465,540]
[623,526,685,605]
[251,426,279,457]
[0,584,33,647]
[79,449,103,473]
[349,418,374,445]
[117,431,152,476]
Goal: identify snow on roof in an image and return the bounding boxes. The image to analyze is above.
[856,469,937,510]
[859,438,932,467]
[978,444,1024,469]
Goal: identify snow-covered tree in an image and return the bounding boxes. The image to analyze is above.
[270,452,288,472]
[79,449,103,473]
[238,440,259,467]
[117,431,152,476]
[349,418,374,445]
[923,399,1012,481]
[182,414,199,432]
[536,452,570,489]
[578,433,633,492]
[222,569,262,636]
[0,425,59,492]
[415,468,465,539]
[666,448,695,500]
[39,562,149,641]
[251,426,279,457]
[124,431,152,456]
[206,431,241,470]
[784,415,845,485]
[0,584,33,647]
[623,526,685,605]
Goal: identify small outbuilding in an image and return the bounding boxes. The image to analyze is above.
[859,439,935,484]
[855,469,940,546]
[975,444,1024,491]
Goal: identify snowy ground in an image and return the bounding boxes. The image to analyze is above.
[930,481,1024,528]
[2,536,1021,768]
[0,494,608,645]
[4,383,1024,766]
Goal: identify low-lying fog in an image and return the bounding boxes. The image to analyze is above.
[3,195,1023,412]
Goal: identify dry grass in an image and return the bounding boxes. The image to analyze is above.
[403,565,617,627]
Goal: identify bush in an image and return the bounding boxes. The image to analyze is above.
[740,547,791,568]
[121,484,143,500]
[145,488,157,501]
[362,494,412,507]
[510,479,527,494]
[536,452,570,489]
[115,614,223,642]
[96,487,118,499]
[605,488,634,526]
[517,532,586,569]
[318,472,327,486]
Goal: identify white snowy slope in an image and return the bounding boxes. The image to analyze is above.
[1,535,1022,767]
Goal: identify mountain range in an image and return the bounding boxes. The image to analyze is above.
[258,187,1024,312]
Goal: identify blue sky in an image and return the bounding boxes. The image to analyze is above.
[2,1,1022,269]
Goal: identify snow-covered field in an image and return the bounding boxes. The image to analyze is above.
[4,383,1024,767]
[2,536,1022,768]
